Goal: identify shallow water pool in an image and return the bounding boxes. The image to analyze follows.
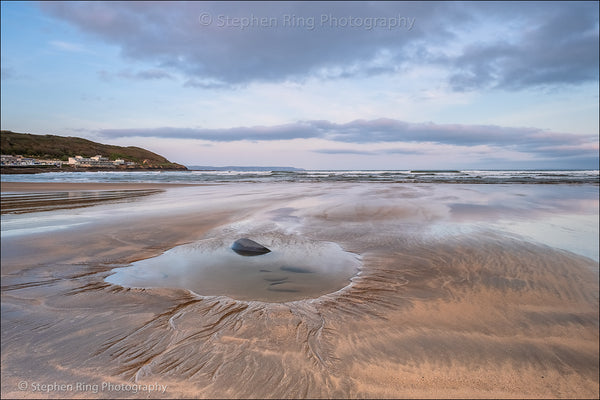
[106,235,361,302]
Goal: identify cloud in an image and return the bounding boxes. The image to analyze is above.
[446,3,599,91]
[119,69,173,80]
[49,40,88,53]
[40,2,598,90]
[100,122,321,141]
[40,2,434,86]
[97,118,599,165]
[183,78,228,89]
[97,68,173,81]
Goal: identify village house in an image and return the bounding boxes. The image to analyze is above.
[68,155,114,167]
[1,154,61,167]
[2,154,136,168]
[67,155,136,167]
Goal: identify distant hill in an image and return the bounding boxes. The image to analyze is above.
[189,166,304,171]
[1,131,186,169]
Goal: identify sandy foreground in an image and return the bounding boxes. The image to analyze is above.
[1,182,598,399]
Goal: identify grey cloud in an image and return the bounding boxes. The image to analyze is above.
[130,69,173,80]
[183,78,229,89]
[49,40,88,53]
[40,2,598,90]
[101,122,320,141]
[533,145,599,159]
[447,2,599,91]
[43,1,441,85]
[98,118,598,164]
[311,118,583,150]
[97,68,173,81]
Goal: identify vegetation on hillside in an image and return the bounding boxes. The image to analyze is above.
[1,131,186,169]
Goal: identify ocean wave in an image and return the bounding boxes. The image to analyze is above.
[1,170,598,184]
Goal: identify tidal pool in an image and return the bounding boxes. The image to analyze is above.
[105,236,361,302]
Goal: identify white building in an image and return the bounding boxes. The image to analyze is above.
[1,155,62,167]
[1,155,37,166]
[68,155,114,167]
[67,155,135,167]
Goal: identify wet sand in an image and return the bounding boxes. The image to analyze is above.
[0,182,198,215]
[1,182,598,398]
[1,182,194,191]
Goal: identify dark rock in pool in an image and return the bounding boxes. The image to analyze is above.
[232,238,271,256]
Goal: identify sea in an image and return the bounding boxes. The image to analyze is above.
[2,168,599,262]
[1,169,599,184]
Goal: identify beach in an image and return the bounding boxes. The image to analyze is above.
[1,181,598,398]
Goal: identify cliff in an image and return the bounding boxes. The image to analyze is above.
[1,131,187,170]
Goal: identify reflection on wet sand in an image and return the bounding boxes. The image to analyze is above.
[1,183,598,398]
[0,189,164,214]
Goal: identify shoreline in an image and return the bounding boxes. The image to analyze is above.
[0,166,188,174]
[0,181,198,192]
[0,182,202,214]
[3,169,598,185]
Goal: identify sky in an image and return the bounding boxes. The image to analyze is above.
[1,1,598,169]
